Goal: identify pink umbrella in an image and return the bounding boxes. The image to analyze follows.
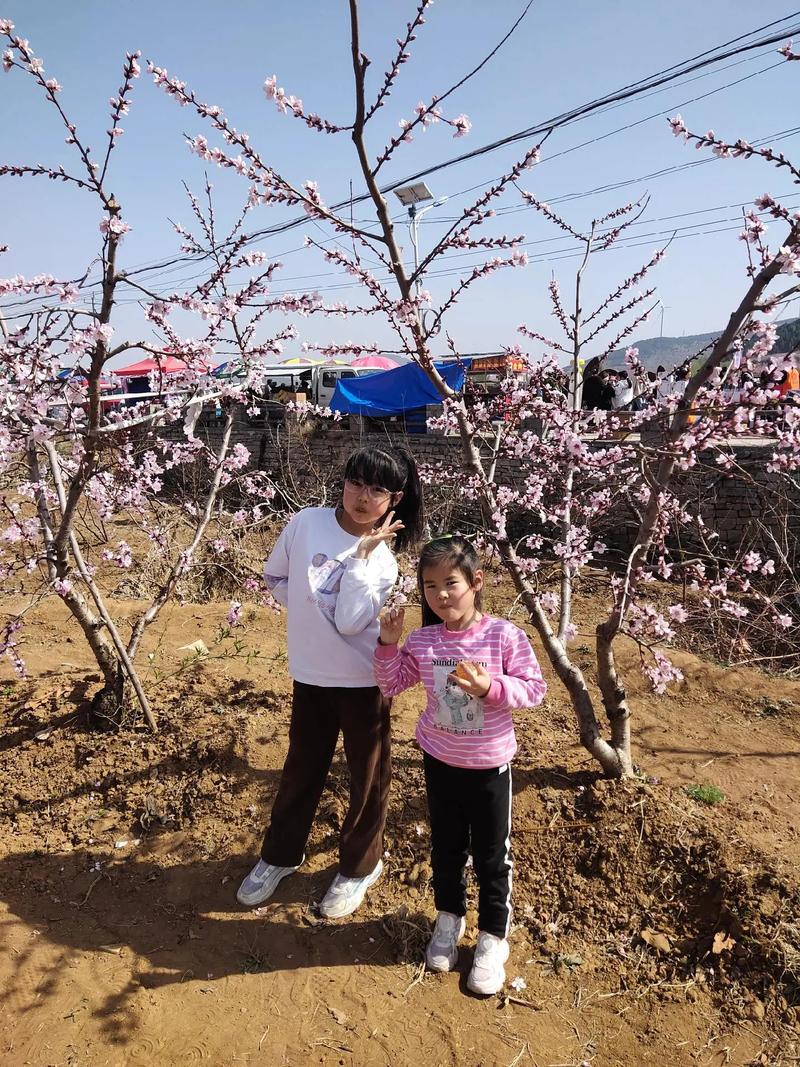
[350,354,399,371]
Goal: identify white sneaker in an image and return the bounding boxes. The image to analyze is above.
[236,857,304,907]
[425,911,466,973]
[319,860,383,919]
[467,931,510,995]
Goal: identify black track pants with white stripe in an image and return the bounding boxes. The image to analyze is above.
[422,751,513,939]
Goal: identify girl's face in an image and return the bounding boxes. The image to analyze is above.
[422,559,483,630]
[342,477,403,528]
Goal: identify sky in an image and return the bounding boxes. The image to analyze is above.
[1,1,800,367]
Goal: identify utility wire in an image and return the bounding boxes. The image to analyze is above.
[3,14,799,312]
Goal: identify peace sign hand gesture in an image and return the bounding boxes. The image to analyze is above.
[355,510,404,560]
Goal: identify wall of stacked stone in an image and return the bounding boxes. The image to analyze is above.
[165,417,798,557]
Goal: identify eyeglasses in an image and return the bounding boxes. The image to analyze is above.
[345,478,393,501]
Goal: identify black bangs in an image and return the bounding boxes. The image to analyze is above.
[343,448,406,492]
[340,445,425,552]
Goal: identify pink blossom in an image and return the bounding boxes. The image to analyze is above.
[667,114,688,139]
[83,322,114,346]
[539,591,559,616]
[777,245,800,274]
[721,599,748,619]
[59,282,79,303]
[99,216,132,240]
[101,541,133,569]
[642,651,684,695]
[227,600,243,627]
[741,551,762,573]
[452,114,471,137]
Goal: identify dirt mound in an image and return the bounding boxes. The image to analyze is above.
[0,671,255,858]
[348,737,800,1031]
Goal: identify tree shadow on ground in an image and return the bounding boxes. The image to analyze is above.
[511,763,597,794]
[0,847,422,1049]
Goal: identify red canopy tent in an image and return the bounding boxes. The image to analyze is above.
[112,355,210,378]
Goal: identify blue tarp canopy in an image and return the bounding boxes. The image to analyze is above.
[330,360,469,415]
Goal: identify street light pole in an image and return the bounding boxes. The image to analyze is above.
[408,202,421,296]
[406,198,448,298]
[392,181,448,298]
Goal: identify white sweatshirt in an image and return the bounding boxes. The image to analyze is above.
[264,507,398,687]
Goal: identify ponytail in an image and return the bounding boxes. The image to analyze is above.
[390,448,425,552]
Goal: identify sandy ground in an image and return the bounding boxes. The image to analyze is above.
[1,586,798,1067]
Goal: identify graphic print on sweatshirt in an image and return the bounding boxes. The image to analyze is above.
[308,552,346,623]
[432,657,486,733]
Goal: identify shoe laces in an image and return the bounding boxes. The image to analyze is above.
[331,873,361,893]
[475,932,502,963]
[433,913,461,943]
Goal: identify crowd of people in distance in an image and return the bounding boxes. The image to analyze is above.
[581,356,799,414]
[582,358,689,412]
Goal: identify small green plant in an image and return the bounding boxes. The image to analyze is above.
[685,783,725,806]
[242,947,272,974]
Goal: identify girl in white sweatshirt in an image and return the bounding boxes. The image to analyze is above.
[237,446,424,920]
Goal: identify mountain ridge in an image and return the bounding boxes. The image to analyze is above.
[606,316,800,370]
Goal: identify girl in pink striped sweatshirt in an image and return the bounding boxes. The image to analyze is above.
[374,535,546,996]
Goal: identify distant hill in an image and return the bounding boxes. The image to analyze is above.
[606,317,800,370]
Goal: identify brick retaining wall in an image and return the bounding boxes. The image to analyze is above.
[167,414,799,556]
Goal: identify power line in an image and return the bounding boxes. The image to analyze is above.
[3,14,799,312]
[8,202,793,318]
[4,173,798,321]
[232,17,800,246]
[7,66,793,314]
[426,124,800,225]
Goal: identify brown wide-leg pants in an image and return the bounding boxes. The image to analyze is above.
[261,681,392,878]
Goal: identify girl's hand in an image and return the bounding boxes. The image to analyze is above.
[379,606,405,646]
[449,661,492,699]
[355,510,405,560]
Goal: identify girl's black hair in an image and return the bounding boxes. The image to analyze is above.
[342,446,425,552]
[417,535,483,627]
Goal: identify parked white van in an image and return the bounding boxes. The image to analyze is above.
[245,363,367,424]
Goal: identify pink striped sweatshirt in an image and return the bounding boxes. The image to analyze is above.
[374,615,547,769]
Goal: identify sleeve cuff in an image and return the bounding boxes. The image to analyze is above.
[484,678,504,706]
[374,641,400,660]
